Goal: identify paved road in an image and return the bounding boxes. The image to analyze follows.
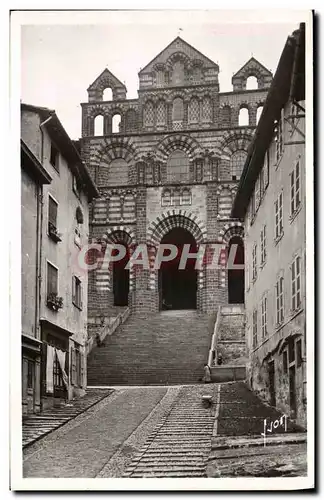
[23,382,306,478]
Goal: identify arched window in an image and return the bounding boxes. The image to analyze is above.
[246,76,258,90]
[156,70,165,87]
[107,158,128,186]
[192,66,202,83]
[112,114,121,134]
[167,150,189,183]
[125,109,137,133]
[172,60,185,86]
[239,108,249,126]
[143,101,154,127]
[94,115,104,136]
[201,97,212,123]
[161,189,171,207]
[181,188,192,205]
[230,150,247,180]
[221,106,231,127]
[172,97,184,122]
[108,194,122,222]
[172,189,181,206]
[256,106,263,124]
[188,98,200,124]
[156,100,166,126]
[103,88,113,101]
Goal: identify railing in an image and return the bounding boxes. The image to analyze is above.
[207,306,221,367]
[86,307,131,355]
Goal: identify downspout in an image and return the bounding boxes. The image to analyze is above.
[36,114,54,337]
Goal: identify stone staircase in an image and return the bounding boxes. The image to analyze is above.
[216,305,246,366]
[87,310,211,386]
[123,385,217,477]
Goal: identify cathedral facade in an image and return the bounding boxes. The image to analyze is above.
[80,37,272,320]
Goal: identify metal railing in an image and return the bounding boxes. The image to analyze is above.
[86,307,131,355]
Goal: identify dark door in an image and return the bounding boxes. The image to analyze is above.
[289,365,297,417]
[268,361,276,406]
[113,245,129,306]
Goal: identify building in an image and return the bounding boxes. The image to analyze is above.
[21,140,52,415]
[21,104,98,412]
[80,37,273,329]
[231,24,306,426]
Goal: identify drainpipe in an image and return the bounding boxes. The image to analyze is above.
[36,114,54,337]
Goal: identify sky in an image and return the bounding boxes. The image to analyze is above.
[19,10,307,139]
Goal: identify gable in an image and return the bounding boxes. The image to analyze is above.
[88,68,126,92]
[232,57,272,79]
[139,37,219,75]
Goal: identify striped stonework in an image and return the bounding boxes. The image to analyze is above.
[147,210,207,291]
[96,226,136,292]
[218,222,244,287]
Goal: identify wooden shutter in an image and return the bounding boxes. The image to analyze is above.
[48,197,58,226]
[72,276,76,304]
[47,263,58,295]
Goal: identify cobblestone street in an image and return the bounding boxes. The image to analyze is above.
[23,382,307,478]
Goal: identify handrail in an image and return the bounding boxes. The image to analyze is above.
[207,306,221,366]
[86,307,130,355]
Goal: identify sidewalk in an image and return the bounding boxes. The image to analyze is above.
[22,388,113,448]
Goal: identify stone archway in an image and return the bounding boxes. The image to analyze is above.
[147,211,207,310]
[218,222,244,292]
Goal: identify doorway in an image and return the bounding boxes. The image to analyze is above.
[268,360,276,407]
[159,227,197,310]
[112,243,129,306]
[228,236,245,304]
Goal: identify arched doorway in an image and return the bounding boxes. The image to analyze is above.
[112,243,129,306]
[228,236,244,304]
[159,227,197,310]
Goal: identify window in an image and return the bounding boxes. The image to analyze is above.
[291,255,301,311]
[252,244,257,281]
[230,150,247,181]
[283,350,288,374]
[261,295,267,339]
[94,115,104,136]
[296,339,302,368]
[143,101,154,128]
[180,188,191,205]
[288,338,295,363]
[172,60,185,86]
[260,225,266,265]
[256,106,263,124]
[103,88,113,101]
[290,161,301,216]
[72,276,82,309]
[53,354,64,388]
[47,262,58,297]
[276,276,284,325]
[108,158,128,186]
[252,309,258,348]
[275,192,283,240]
[156,101,166,126]
[73,176,81,199]
[246,76,258,90]
[172,189,181,205]
[161,189,171,206]
[195,160,203,182]
[188,98,200,124]
[239,108,249,126]
[172,98,184,122]
[167,150,189,183]
[275,112,284,163]
[112,114,121,134]
[50,143,59,171]
[48,196,61,242]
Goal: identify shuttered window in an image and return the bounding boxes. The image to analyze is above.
[72,276,82,309]
[47,262,58,296]
[48,196,58,228]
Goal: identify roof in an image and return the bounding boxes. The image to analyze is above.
[21,103,99,201]
[139,36,219,74]
[231,24,305,219]
[232,57,272,79]
[21,139,52,185]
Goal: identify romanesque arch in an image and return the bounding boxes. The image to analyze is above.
[147,209,207,246]
[154,134,202,163]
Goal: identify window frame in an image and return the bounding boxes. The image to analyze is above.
[72,275,83,310]
[275,191,284,241]
[252,309,258,348]
[261,294,267,339]
[291,255,302,312]
[290,159,301,218]
[252,243,257,282]
[46,260,59,298]
[260,225,267,266]
[275,275,284,326]
[50,142,60,172]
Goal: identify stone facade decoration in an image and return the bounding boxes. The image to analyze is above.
[80,36,272,318]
